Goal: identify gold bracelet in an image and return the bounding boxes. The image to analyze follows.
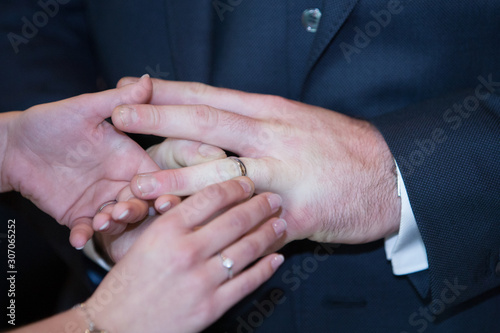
[74,303,109,333]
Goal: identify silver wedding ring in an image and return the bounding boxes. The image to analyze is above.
[97,200,118,214]
[228,156,247,177]
[219,253,234,280]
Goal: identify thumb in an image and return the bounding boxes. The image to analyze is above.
[69,217,94,249]
[116,76,140,88]
[73,74,153,120]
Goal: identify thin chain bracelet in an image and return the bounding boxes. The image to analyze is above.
[74,303,109,333]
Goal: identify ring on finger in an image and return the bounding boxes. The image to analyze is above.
[219,252,234,280]
[97,200,117,214]
[227,156,247,177]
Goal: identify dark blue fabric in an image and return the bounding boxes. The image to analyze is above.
[1,0,499,332]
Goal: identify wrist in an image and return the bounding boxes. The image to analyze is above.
[75,303,111,333]
[364,121,401,237]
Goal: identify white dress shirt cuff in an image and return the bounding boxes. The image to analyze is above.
[385,161,429,275]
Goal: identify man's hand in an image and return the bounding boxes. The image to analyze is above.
[1,75,160,248]
[111,79,401,249]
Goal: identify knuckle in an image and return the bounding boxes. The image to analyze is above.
[116,77,128,88]
[186,82,211,99]
[215,160,240,181]
[203,182,227,201]
[191,104,220,132]
[264,95,289,114]
[162,169,186,192]
[228,209,251,231]
[149,105,164,130]
[171,244,199,269]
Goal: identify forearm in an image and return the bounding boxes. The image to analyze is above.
[9,307,88,333]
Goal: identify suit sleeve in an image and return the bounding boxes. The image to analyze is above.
[371,78,500,305]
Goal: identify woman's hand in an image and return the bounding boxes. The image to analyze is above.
[88,178,286,333]
[91,137,227,262]
[1,75,159,248]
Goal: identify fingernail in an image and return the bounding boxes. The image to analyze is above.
[272,219,287,236]
[118,210,129,220]
[238,179,252,193]
[271,254,285,270]
[99,221,110,231]
[137,174,158,195]
[198,144,224,158]
[75,241,87,250]
[141,73,150,79]
[159,201,171,212]
[267,194,282,210]
[119,106,138,127]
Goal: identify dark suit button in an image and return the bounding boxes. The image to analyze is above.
[302,8,322,33]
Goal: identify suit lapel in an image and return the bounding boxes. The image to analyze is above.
[162,1,357,91]
[299,0,358,97]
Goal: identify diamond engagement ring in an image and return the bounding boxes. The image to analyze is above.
[219,253,234,280]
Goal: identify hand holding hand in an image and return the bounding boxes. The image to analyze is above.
[1,75,159,248]
[111,79,401,249]
[93,135,227,262]
[89,178,286,333]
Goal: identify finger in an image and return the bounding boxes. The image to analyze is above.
[194,192,283,255]
[112,104,262,155]
[212,253,285,319]
[94,198,150,235]
[162,177,254,231]
[69,218,94,249]
[117,78,266,115]
[130,158,248,198]
[93,212,112,232]
[154,194,182,214]
[208,217,286,283]
[116,76,139,88]
[130,157,283,199]
[74,74,152,120]
[92,203,116,233]
[98,219,128,235]
[111,186,151,223]
[147,139,226,169]
[111,199,149,223]
[235,157,284,193]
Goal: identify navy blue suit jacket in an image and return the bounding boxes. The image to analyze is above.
[1,1,499,332]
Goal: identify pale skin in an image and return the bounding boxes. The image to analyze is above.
[11,178,286,333]
[0,75,226,248]
[106,78,402,255]
[1,81,285,332]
